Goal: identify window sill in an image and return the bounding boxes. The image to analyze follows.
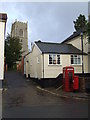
[71,64,82,66]
[48,64,62,66]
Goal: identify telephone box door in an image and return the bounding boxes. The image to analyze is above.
[63,66,74,92]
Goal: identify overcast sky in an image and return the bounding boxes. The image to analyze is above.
[0,2,89,50]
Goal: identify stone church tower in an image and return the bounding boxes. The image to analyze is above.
[11,20,29,56]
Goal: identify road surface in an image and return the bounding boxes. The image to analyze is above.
[2,71,88,118]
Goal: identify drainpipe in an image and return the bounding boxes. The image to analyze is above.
[80,32,84,75]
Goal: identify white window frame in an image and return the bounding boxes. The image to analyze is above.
[48,54,61,65]
[70,55,81,65]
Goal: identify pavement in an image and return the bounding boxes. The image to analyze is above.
[37,86,89,101]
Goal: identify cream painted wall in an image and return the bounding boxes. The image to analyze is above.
[65,35,88,53]
[43,54,88,78]
[61,55,70,68]
[71,56,88,73]
[25,44,42,79]
[0,22,5,80]
[62,55,88,74]
[43,54,62,78]
[64,35,89,73]
[83,55,88,73]
[24,53,30,76]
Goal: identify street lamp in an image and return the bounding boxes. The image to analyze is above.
[80,32,84,75]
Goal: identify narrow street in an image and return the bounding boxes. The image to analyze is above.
[2,71,88,118]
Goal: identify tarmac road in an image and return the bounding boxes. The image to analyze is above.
[0,90,2,120]
[2,71,88,118]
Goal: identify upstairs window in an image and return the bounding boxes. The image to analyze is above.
[71,55,81,65]
[49,54,60,65]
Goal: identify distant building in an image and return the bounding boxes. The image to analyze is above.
[0,13,7,89]
[11,20,29,56]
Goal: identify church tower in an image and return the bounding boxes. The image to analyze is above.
[11,20,29,56]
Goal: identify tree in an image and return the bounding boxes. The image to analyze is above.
[5,34,22,69]
[86,15,90,44]
[73,14,87,32]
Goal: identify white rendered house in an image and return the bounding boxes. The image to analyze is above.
[0,13,7,89]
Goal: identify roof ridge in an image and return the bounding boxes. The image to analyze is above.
[35,41,65,45]
[35,41,71,46]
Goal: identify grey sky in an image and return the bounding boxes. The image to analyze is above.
[0,2,88,49]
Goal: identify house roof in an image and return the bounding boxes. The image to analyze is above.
[0,13,7,21]
[35,41,87,55]
[62,30,82,43]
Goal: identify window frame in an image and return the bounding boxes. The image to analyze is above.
[70,55,81,65]
[48,54,61,65]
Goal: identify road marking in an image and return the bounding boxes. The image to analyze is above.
[37,86,69,98]
[37,86,88,101]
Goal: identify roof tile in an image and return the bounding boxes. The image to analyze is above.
[35,41,87,55]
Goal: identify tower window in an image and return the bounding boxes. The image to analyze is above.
[19,29,24,37]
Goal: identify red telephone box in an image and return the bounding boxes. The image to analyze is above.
[73,76,79,91]
[63,66,74,92]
